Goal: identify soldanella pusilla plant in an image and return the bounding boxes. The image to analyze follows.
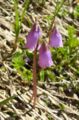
[13,0,65,106]
[25,0,65,106]
[25,20,63,105]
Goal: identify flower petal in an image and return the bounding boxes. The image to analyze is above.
[38,43,53,69]
[25,22,42,51]
[49,27,63,48]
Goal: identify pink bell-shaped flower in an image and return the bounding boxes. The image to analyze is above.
[25,22,42,51]
[38,43,53,69]
[49,27,63,48]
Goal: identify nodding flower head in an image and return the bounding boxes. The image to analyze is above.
[38,43,53,69]
[25,22,42,51]
[49,27,63,48]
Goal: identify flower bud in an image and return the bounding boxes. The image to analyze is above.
[25,22,42,51]
[38,43,53,69]
[49,27,63,48]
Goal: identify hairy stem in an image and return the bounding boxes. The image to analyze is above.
[49,0,65,31]
[32,47,37,106]
[13,36,18,51]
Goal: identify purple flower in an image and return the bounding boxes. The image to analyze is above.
[38,43,53,69]
[25,22,42,51]
[49,27,63,48]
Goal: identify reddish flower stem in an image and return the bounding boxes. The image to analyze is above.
[49,0,65,33]
[32,46,37,106]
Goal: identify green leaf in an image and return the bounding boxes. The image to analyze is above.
[67,25,79,48]
[69,38,79,48]
[40,70,45,81]
[0,96,16,106]
[46,70,55,81]
[59,103,65,111]
[68,26,76,39]
[20,67,32,81]
[74,5,79,19]
[12,51,32,81]
[13,0,20,37]
[21,0,30,24]
[12,52,24,69]
[26,50,33,59]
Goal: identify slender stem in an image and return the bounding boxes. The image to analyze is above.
[12,36,18,53]
[32,47,37,106]
[49,0,65,31]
